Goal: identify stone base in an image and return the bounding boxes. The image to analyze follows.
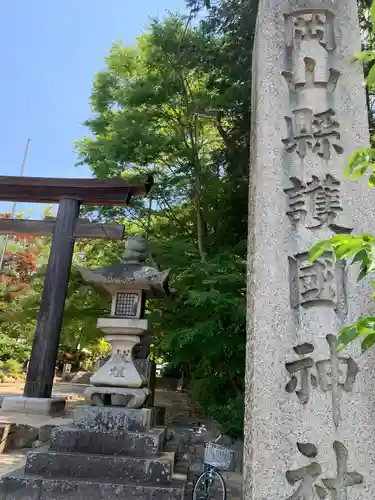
[0,405,188,499]
[1,397,66,417]
[25,449,176,484]
[1,470,187,500]
[50,425,167,456]
[73,405,156,432]
[84,386,149,408]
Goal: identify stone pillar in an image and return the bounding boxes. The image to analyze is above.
[245,1,375,499]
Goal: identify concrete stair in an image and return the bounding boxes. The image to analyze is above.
[25,450,176,484]
[1,469,188,500]
[0,406,188,499]
[50,425,167,457]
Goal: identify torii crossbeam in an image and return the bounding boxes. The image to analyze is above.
[0,175,152,399]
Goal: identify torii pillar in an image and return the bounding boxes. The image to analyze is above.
[0,175,152,414]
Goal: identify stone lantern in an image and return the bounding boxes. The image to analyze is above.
[76,236,169,409]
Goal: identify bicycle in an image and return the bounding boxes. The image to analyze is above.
[192,431,236,500]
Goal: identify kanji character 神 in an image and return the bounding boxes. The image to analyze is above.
[285,336,359,426]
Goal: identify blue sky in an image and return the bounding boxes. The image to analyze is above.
[0,0,187,217]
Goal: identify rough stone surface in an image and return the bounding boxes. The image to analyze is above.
[0,397,194,498]
[5,425,39,450]
[0,416,243,499]
[70,371,93,384]
[37,425,55,443]
[0,449,28,479]
[73,405,155,432]
[50,425,166,457]
[135,359,156,407]
[97,358,156,400]
[0,425,11,454]
[31,440,43,449]
[25,450,175,484]
[90,330,146,388]
[83,386,149,408]
[1,397,65,416]
[0,471,186,500]
[245,1,375,499]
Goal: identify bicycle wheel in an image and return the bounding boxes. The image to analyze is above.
[192,469,227,500]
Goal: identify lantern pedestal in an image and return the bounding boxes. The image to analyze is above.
[84,386,149,408]
[87,317,148,407]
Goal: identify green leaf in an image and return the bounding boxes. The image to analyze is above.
[367,245,375,274]
[329,235,354,244]
[357,316,375,335]
[362,234,375,243]
[308,240,331,261]
[368,173,375,188]
[345,151,357,178]
[345,148,374,180]
[351,164,368,180]
[358,265,369,281]
[368,65,375,87]
[371,1,375,30]
[334,241,362,260]
[337,324,358,351]
[352,249,369,265]
[354,50,375,63]
[362,334,375,352]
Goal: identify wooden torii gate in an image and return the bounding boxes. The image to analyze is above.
[0,175,152,399]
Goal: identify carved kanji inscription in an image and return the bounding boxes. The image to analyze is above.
[108,349,132,378]
[286,441,363,500]
[284,175,351,233]
[283,108,343,159]
[289,252,345,311]
[109,365,127,378]
[285,343,317,404]
[283,108,314,159]
[282,57,340,94]
[314,109,344,159]
[285,336,359,426]
[285,9,336,51]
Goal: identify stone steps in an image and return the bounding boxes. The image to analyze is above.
[50,425,167,457]
[0,468,187,500]
[25,449,176,484]
[73,406,156,433]
[0,407,189,499]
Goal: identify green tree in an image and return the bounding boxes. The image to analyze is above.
[7,262,110,370]
[74,13,250,437]
[358,0,375,133]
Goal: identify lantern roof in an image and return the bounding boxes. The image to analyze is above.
[76,236,170,298]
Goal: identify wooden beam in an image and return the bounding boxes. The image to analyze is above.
[0,175,153,205]
[0,218,124,240]
[24,199,81,398]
